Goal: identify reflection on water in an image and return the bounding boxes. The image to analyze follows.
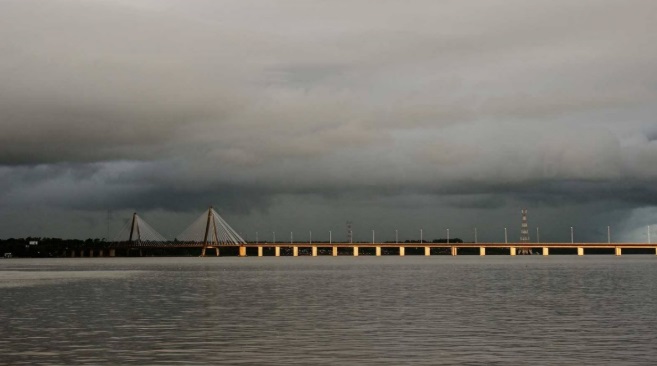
[1,257,656,365]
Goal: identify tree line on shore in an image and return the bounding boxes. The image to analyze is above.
[0,238,110,258]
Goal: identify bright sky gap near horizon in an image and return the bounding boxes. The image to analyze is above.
[0,0,656,242]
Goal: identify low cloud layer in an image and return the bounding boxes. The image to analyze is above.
[1,0,656,241]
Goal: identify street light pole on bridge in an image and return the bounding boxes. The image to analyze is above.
[571,227,574,244]
[649,225,652,244]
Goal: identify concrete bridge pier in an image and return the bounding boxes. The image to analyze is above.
[510,247,516,256]
[425,247,430,256]
[275,246,280,257]
[312,246,317,257]
[375,246,381,256]
[332,246,337,256]
[615,247,622,256]
[202,247,219,256]
[451,247,458,256]
[480,247,486,256]
[399,247,405,256]
[353,246,359,256]
[577,247,584,256]
[293,246,298,257]
[542,247,549,256]
[258,247,263,257]
[239,246,247,257]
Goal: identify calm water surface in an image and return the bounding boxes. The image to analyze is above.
[1,256,656,365]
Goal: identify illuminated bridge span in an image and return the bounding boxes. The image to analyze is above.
[108,241,657,257]
[233,242,657,257]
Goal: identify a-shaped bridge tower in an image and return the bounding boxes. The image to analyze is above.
[112,212,168,247]
[177,206,246,256]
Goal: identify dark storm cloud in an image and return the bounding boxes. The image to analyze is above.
[1,0,656,240]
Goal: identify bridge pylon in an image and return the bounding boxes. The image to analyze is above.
[201,207,220,257]
[177,206,246,257]
[112,212,167,247]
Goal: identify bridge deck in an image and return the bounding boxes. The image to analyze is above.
[114,242,657,249]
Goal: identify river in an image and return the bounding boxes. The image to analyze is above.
[1,256,656,365]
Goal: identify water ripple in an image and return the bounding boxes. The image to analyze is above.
[1,257,656,365]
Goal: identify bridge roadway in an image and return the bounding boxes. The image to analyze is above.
[91,242,657,257]
[200,242,656,257]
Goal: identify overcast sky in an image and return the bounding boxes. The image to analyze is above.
[1,0,656,242]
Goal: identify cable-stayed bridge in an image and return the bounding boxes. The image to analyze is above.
[109,206,245,256]
[92,206,657,258]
